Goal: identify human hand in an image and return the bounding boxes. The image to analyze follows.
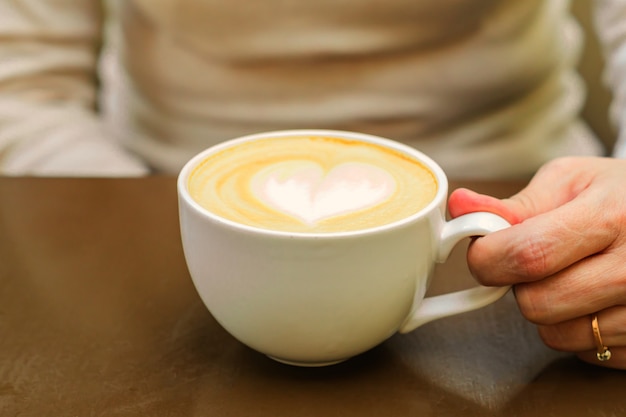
[448,157,626,369]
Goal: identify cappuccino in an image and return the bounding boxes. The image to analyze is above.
[188,135,437,233]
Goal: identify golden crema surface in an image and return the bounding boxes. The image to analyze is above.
[188,136,438,233]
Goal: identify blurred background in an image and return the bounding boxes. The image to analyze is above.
[572,0,616,153]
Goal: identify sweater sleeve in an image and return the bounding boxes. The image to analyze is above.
[593,0,626,158]
[0,0,148,176]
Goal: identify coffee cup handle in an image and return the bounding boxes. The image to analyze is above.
[398,212,511,333]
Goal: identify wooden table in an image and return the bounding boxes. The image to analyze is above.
[1,177,624,416]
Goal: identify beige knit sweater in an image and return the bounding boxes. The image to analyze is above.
[0,0,621,178]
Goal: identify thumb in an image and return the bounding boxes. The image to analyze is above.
[448,188,524,224]
[448,158,594,224]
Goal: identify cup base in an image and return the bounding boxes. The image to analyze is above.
[267,355,349,367]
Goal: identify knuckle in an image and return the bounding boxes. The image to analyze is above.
[604,196,626,241]
[510,234,550,280]
[539,156,580,175]
[468,232,552,285]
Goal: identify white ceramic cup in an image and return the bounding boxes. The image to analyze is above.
[177,129,511,366]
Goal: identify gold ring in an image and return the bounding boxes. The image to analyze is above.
[591,314,611,361]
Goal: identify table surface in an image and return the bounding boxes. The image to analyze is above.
[1,177,624,416]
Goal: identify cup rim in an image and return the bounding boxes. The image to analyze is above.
[177,129,448,238]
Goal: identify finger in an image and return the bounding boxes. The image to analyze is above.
[536,307,626,352]
[513,251,626,324]
[466,184,619,286]
[448,157,596,224]
[448,188,524,225]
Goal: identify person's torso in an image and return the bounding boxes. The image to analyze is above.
[101,0,593,177]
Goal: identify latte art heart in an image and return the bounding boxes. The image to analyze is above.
[251,161,397,225]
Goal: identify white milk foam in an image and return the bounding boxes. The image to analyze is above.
[251,161,396,225]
